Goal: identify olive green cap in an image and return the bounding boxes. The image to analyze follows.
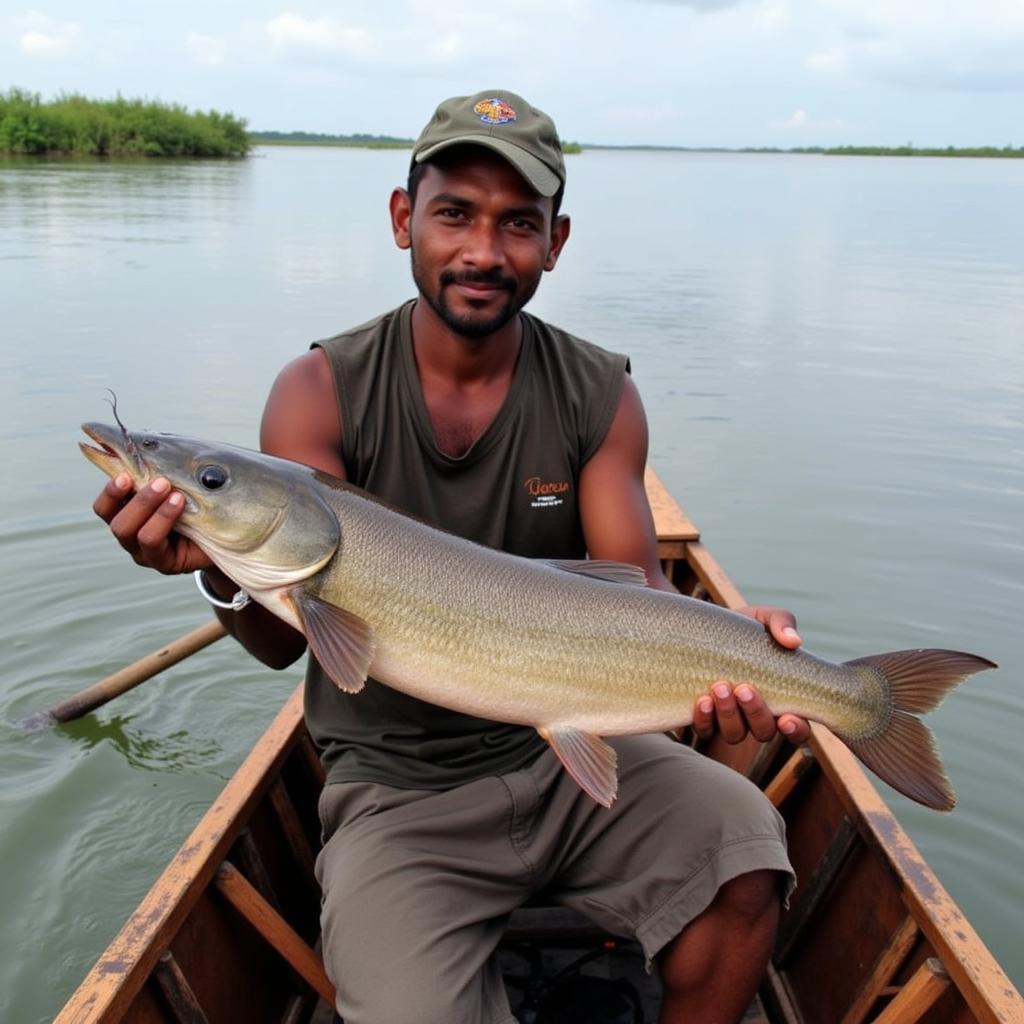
[411,90,565,197]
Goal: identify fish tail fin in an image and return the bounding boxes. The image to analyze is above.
[841,649,997,811]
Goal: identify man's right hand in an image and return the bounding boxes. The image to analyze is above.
[93,472,211,575]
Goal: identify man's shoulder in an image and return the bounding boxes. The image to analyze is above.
[523,311,630,375]
[311,300,413,354]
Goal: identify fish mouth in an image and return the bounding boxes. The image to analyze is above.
[79,422,147,483]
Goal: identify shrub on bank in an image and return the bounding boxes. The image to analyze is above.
[0,88,251,157]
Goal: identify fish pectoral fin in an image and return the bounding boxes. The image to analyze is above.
[292,590,375,695]
[543,559,648,587]
[538,726,619,808]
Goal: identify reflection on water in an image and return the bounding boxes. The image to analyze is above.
[1,147,1022,1022]
[59,715,225,774]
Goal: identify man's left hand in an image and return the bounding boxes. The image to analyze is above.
[690,605,812,745]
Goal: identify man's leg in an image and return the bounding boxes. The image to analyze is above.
[522,734,794,1024]
[657,869,780,1024]
[314,777,527,1024]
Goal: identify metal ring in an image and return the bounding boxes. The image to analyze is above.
[193,569,251,611]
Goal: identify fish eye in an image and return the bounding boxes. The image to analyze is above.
[142,439,158,449]
[198,465,228,490]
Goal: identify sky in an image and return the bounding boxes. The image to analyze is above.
[3,0,1023,149]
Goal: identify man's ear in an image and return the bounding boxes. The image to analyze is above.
[390,188,412,250]
[544,214,571,272]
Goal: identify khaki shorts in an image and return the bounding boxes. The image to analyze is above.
[315,734,794,1024]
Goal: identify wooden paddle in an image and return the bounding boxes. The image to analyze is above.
[20,619,227,730]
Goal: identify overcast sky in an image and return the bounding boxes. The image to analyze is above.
[4,0,1023,148]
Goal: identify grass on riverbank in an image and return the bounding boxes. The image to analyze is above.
[250,130,411,148]
[823,144,1024,158]
[0,88,250,157]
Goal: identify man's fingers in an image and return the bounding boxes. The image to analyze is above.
[109,479,171,541]
[692,680,812,747]
[107,478,186,570]
[92,473,134,522]
[135,491,185,556]
[710,682,747,745]
[734,684,777,743]
[767,610,802,649]
[691,695,715,740]
[777,714,812,744]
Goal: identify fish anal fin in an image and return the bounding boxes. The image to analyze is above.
[292,590,375,694]
[538,726,619,807]
[545,559,648,587]
[847,711,956,811]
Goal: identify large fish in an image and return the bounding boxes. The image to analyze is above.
[81,421,996,811]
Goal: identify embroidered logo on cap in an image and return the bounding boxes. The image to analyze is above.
[474,98,517,125]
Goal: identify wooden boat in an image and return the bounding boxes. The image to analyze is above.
[55,471,1023,1024]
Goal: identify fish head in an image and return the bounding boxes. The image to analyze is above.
[81,422,340,589]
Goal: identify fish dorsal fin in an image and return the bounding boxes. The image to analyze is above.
[292,590,375,694]
[538,726,619,807]
[544,559,648,587]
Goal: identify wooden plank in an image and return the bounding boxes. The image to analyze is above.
[841,916,920,1024]
[809,725,1024,1024]
[764,746,816,809]
[683,540,747,610]
[776,817,860,966]
[299,733,327,788]
[644,466,700,541]
[873,958,951,1024]
[761,963,802,1024]
[747,734,787,788]
[151,952,209,1024]
[235,829,282,911]
[214,862,335,1007]
[269,777,318,882]
[54,684,307,1024]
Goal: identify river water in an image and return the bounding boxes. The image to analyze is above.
[1,146,1021,1021]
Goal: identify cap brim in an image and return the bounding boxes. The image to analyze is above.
[415,136,561,198]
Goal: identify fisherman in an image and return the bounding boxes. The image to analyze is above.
[94,90,811,1024]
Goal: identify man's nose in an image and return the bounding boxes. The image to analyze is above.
[461,222,505,269]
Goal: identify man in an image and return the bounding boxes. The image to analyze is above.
[94,90,809,1023]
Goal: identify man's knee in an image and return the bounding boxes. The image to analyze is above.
[335,989,467,1024]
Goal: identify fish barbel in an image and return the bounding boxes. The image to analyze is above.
[81,422,997,811]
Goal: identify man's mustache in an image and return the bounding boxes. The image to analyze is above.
[440,269,516,291]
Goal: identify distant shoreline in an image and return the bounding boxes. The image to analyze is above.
[251,133,1023,159]
[250,131,585,154]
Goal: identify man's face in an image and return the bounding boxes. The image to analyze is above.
[391,148,569,340]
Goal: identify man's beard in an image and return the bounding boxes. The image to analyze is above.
[411,250,542,340]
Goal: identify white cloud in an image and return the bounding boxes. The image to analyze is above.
[600,101,679,127]
[809,0,1024,92]
[632,0,747,9]
[265,12,377,60]
[806,46,846,74]
[769,108,842,131]
[17,11,79,58]
[755,0,790,31]
[185,32,226,67]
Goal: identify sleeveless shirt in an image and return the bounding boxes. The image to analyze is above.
[304,299,630,790]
